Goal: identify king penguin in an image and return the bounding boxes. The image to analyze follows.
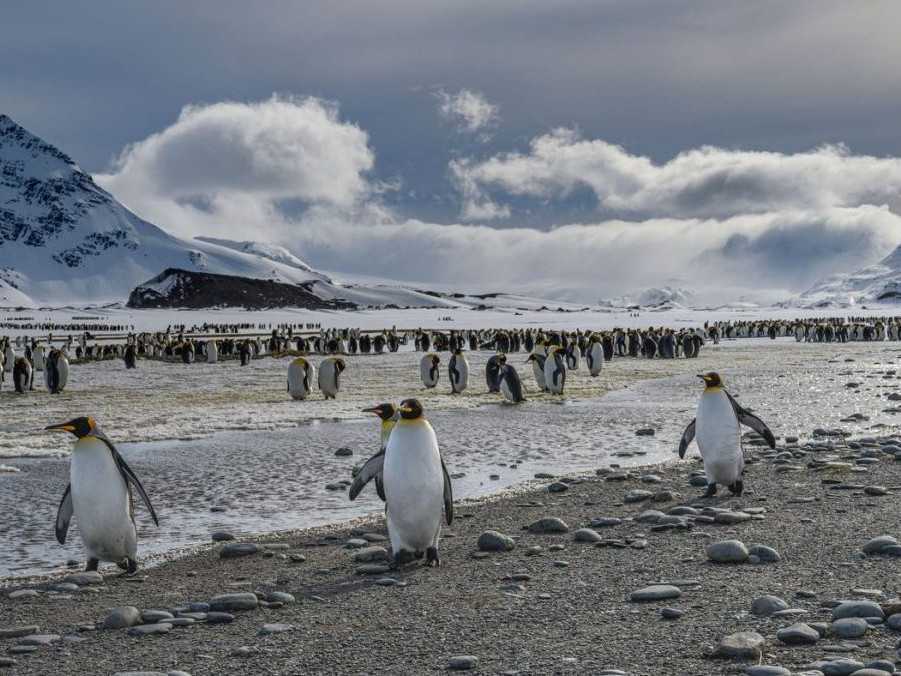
[499,364,526,403]
[287,357,314,400]
[448,349,469,394]
[420,354,440,389]
[13,357,32,394]
[206,340,218,364]
[526,353,547,391]
[349,403,399,503]
[678,372,776,497]
[380,399,453,567]
[544,347,566,395]
[124,344,137,369]
[586,334,604,377]
[485,354,506,393]
[45,348,69,394]
[318,357,345,399]
[47,416,159,574]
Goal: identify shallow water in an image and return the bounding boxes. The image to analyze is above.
[1,339,899,578]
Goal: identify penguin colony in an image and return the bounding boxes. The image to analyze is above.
[13,312,899,573]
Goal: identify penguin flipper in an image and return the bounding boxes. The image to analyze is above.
[678,419,696,459]
[349,450,385,501]
[374,473,387,502]
[104,440,160,526]
[55,483,73,544]
[726,392,776,449]
[441,458,454,526]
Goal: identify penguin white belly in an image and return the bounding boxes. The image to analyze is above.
[384,422,444,553]
[531,361,546,390]
[207,342,218,363]
[589,344,603,376]
[287,359,311,399]
[696,391,743,485]
[500,377,513,402]
[420,356,438,388]
[33,348,45,371]
[450,358,468,393]
[544,357,563,394]
[318,361,339,398]
[70,439,136,561]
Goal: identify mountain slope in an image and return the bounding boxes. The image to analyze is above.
[799,243,901,305]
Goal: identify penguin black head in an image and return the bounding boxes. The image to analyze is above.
[698,372,722,389]
[431,354,440,365]
[497,353,507,364]
[362,403,396,421]
[45,416,97,438]
[398,398,424,420]
[335,358,346,372]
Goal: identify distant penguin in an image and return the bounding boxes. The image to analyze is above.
[287,357,314,400]
[47,416,159,575]
[448,350,469,394]
[499,364,526,403]
[586,336,603,377]
[13,357,32,394]
[318,357,345,399]
[420,353,440,389]
[33,344,45,372]
[124,344,137,369]
[678,372,776,497]
[4,344,14,371]
[239,341,252,366]
[45,349,69,394]
[181,341,195,364]
[485,354,506,393]
[206,340,218,364]
[526,353,547,391]
[544,347,566,395]
[350,403,399,503]
[362,399,452,567]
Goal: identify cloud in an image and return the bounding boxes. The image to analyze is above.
[436,88,499,134]
[452,128,901,220]
[96,95,375,238]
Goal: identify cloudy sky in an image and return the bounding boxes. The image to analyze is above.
[3,1,901,302]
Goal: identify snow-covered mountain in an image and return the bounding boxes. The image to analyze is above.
[798,243,901,306]
[599,286,696,309]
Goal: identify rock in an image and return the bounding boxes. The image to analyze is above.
[63,572,103,586]
[334,447,353,456]
[776,623,820,645]
[635,428,655,436]
[211,531,235,542]
[715,631,765,660]
[547,482,569,493]
[16,634,61,646]
[748,545,781,563]
[141,610,174,624]
[751,595,789,617]
[219,542,259,558]
[527,517,569,534]
[205,612,235,624]
[830,617,868,639]
[572,528,603,543]
[862,535,898,554]
[0,659,16,668]
[265,591,295,604]
[355,564,391,575]
[209,593,259,612]
[863,486,889,496]
[590,517,622,528]
[707,540,749,563]
[815,659,864,676]
[745,668,790,676]
[477,530,515,552]
[714,511,752,525]
[8,589,38,599]
[623,489,654,503]
[660,607,685,619]
[127,623,172,637]
[352,546,389,563]
[258,623,293,635]
[629,585,681,602]
[102,606,142,629]
[0,626,39,639]
[448,656,479,671]
[886,613,901,630]
[832,600,884,620]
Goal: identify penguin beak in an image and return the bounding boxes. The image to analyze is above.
[45,423,75,433]
[361,406,381,415]
[696,374,707,381]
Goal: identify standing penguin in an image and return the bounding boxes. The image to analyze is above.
[32,344,45,372]
[206,340,218,364]
[448,349,469,394]
[349,403,399,503]
[287,357,315,400]
[239,340,252,366]
[13,357,32,394]
[565,342,581,370]
[47,416,159,574]
[678,372,776,497]
[485,354,506,393]
[586,335,603,377]
[318,357,346,399]
[526,353,547,391]
[544,347,566,395]
[420,354,441,389]
[45,349,69,394]
[124,344,137,369]
[498,364,526,403]
[374,399,453,567]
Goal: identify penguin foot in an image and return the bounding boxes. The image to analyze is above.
[703,483,718,498]
[728,480,744,497]
[123,558,139,576]
[390,550,415,569]
[85,557,99,572]
[425,546,440,567]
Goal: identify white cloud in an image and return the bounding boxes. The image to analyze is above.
[436,88,499,134]
[452,128,901,220]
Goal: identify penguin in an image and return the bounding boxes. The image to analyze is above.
[349,403,399,503]
[544,347,566,395]
[448,349,469,394]
[3,343,14,371]
[47,416,159,574]
[499,364,526,403]
[32,344,45,372]
[526,353,547,391]
[378,399,453,567]
[420,353,440,389]
[318,357,345,399]
[13,357,32,394]
[181,341,195,364]
[678,372,776,497]
[287,357,314,400]
[45,349,69,394]
[565,342,581,370]
[485,354,506,393]
[206,340,218,364]
[124,344,137,369]
[239,340,252,366]
[586,335,604,377]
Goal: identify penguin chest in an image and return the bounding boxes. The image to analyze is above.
[696,392,742,482]
[500,376,514,402]
[384,423,444,550]
[70,440,135,560]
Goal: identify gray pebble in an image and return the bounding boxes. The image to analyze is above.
[209,593,259,612]
[707,540,749,563]
[448,656,479,671]
[103,607,142,630]
[477,530,515,552]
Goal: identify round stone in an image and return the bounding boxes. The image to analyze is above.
[751,595,789,617]
[477,530,515,552]
[527,517,569,533]
[448,655,479,671]
[832,600,884,620]
[572,528,603,543]
[715,632,765,660]
[776,623,819,645]
[707,540,749,563]
[830,617,868,639]
[629,585,681,603]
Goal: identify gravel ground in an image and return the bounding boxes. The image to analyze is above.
[3,429,901,675]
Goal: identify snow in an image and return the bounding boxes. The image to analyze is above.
[799,243,901,306]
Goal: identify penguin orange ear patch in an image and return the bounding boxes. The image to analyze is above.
[87,416,96,429]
